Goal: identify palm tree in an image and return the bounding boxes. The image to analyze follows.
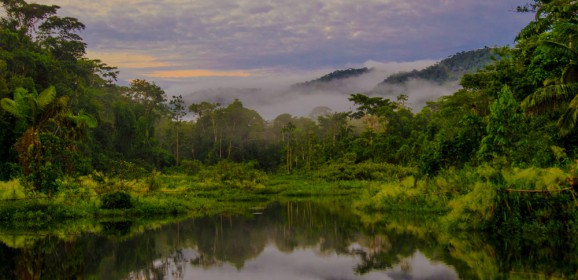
[1,86,96,192]
[1,86,59,176]
[522,22,578,135]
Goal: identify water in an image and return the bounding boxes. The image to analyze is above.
[0,200,575,279]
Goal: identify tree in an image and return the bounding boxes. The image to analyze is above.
[478,86,524,163]
[282,122,296,173]
[317,112,351,160]
[169,95,186,166]
[122,79,167,154]
[1,86,59,177]
[522,22,578,135]
[1,86,96,192]
[123,79,167,114]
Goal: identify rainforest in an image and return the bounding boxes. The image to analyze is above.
[1,0,578,279]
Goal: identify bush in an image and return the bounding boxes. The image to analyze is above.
[165,160,205,175]
[317,161,416,181]
[109,160,148,180]
[146,170,163,192]
[198,160,268,189]
[0,179,26,200]
[101,191,133,209]
[441,182,500,230]
[356,175,450,213]
[502,167,568,191]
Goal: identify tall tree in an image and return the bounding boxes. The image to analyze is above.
[522,22,578,135]
[478,86,524,163]
[169,95,186,166]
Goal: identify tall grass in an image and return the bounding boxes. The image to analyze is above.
[356,163,578,233]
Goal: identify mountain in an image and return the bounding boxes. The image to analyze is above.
[284,48,499,113]
[378,47,498,86]
[292,67,372,90]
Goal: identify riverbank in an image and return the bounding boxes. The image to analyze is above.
[354,163,578,237]
[0,162,577,237]
[0,173,369,229]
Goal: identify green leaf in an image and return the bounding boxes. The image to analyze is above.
[557,95,578,135]
[76,111,98,128]
[0,98,21,118]
[37,85,56,110]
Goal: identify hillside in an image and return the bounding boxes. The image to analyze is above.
[379,47,498,86]
[292,67,372,90]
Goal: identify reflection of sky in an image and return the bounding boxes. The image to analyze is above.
[142,245,459,280]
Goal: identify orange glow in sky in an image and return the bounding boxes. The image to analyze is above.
[145,69,252,78]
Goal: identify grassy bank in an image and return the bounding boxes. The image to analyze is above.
[0,170,369,229]
[1,158,577,236]
[353,163,578,235]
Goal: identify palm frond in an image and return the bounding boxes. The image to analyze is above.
[0,88,32,119]
[522,83,578,112]
[0,98,21,118]
[37,86,56,110]
[558,95,578,135]
[73,110,98,128]
[550,22,578,42]
[541,40,578,58]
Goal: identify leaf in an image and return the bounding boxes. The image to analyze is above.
[557,95,578,135]
[0,98,21,118]
[37,85,56,110]
[75,111,98,128]
[522,83,578,113]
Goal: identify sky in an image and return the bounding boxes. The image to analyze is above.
[32,0,534,119]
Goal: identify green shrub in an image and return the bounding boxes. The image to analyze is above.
[146,170,163,192]
[0,179,26,200]
[167,160,205,175]
[198,160,268,189]
[502,167,568,191]
[317,161,416,181]
[441,182,500,230]
[101,191,133,209]
[109,160,148,180]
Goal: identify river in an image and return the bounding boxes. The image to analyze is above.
[0,200,574,279]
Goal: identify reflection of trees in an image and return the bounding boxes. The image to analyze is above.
[492,234,578,279]
[270,201,359,255]
[0,237,89,280]
[187,214,268,269]
[353,233,419,274]
[0,201,576,279]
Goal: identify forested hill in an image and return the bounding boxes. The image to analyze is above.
[379,47,498,86]
[291,48,496,93]
[292,67,372,90]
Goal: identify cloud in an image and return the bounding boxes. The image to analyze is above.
[159,60,444,120]
[373,78,463,111]
[85,51,173,68]
[32,0,533,72]
[28,0,531,119]
[144,69,252,78]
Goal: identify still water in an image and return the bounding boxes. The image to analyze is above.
[0,200,575,279]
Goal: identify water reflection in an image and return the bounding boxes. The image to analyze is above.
[0,200,575,279]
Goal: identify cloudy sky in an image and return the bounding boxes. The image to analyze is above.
[32,0,534,119]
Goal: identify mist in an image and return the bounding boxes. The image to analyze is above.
[372,79,463,111]
[158,59,460,120]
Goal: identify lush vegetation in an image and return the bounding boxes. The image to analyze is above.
[0,0,578,239]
